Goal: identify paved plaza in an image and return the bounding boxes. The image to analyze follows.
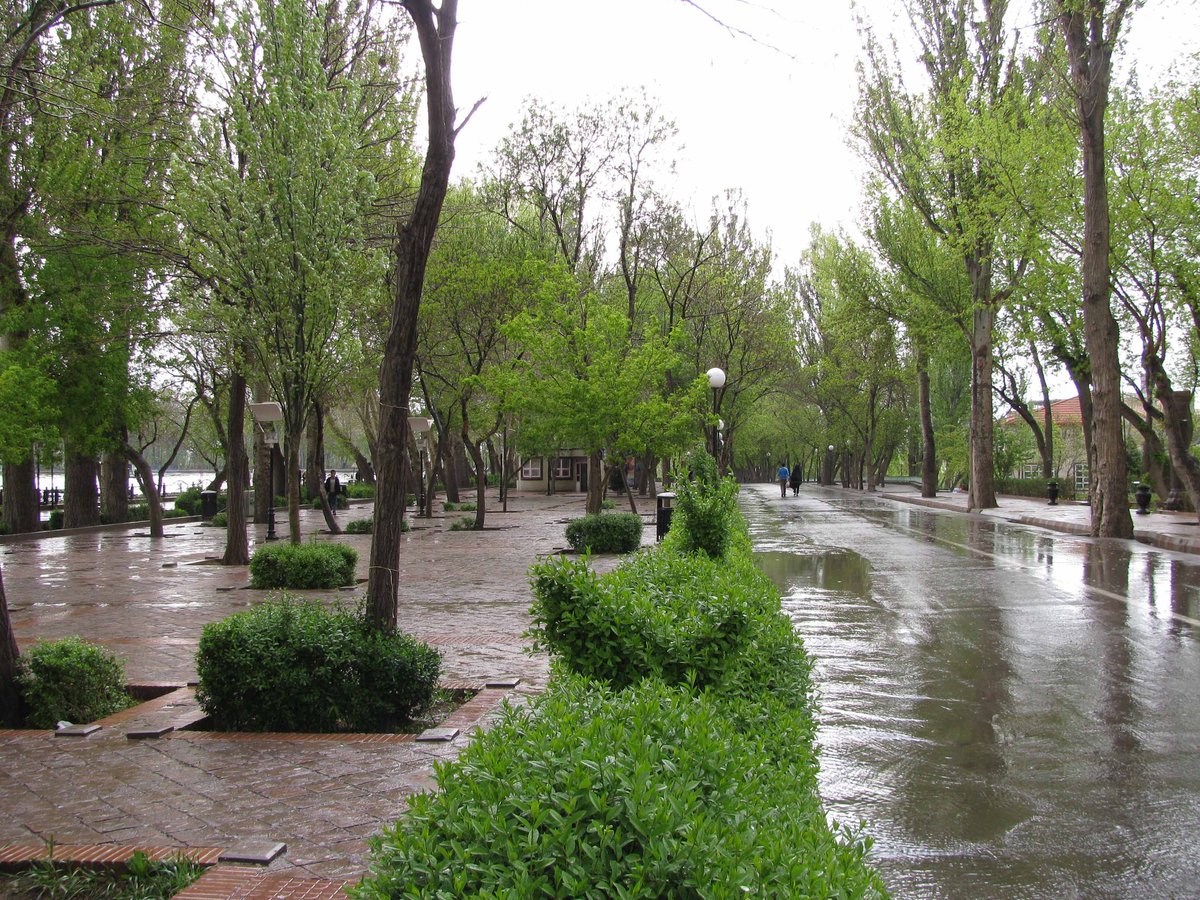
[2,484,1197,896]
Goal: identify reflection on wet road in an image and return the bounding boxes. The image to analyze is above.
[747,485,1200,899]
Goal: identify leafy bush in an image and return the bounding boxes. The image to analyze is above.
[195,597,441,732]
[173,486,202,515]
[564,512,643,554]
[345,517,374,534]
[345,481,375,499]
[47,509,63,530]
[667,449,740,558]
[249,541,357,589]
[163,507,191,519]
[126,502,150,521]
[599,498,615,510]
[210,511,228,528]
[529,547,809,700]
[449,515,478,531]
[17,637,134,728]
[353,676,883,899]
[0,521,9,535]
[995,476,1076,501]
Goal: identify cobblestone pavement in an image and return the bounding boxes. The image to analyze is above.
[0,490,636,881]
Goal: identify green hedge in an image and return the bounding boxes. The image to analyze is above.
[345,481,375,499]
[529,546,809,700]
[356,489,885,897]
[564,512,643,553]
[195,597,441,732]
[249,542,357,589]
[668,449,741,559]
[354,674,882,898]
[995,476,1076,501]
[17,637,134,728]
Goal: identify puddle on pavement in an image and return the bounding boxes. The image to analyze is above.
[755,547,872,599]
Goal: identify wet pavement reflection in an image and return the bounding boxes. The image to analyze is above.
[747,485,1200,899]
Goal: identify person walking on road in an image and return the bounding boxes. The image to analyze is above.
[789,465,802,496]
[777,463,790,498]
[324,469,341,515]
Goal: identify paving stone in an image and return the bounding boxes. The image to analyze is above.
[218,840,287,864]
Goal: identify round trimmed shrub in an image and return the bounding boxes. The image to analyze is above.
[564,512,643,553]
[195,597,441,732]
[249,541,357,589]
[17,637,134,728]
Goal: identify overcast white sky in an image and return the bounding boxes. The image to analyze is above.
[449,0,1200,267]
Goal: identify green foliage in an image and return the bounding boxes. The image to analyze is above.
[599,498,615,510]
[442,501,477,511]
[353,675,882,899]
[345,481,375,499]
[564,512,643,554]
[17,637,134,728]
[248,542,357,589]
[172,486,202,515]
[345,517,374,534]
[667,449,741,559]
[1,850,205,899]
[210,511,228,528]
[195,597,441,732]
[994,477,1076,501]
[47,510,63,530]
[126,502,149,521]
[449,515,479,531]
[529,548,808,701]
[163,507,191,519]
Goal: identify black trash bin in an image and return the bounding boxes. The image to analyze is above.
[200,490,218,520]
[656,491,676,542]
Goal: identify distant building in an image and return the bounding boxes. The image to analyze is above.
[999,396,1090,493]
[516,452,591,493]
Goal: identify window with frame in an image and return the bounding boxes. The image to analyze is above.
[1074,463,1090,493]
[554,457,573,479]
[520,457,543,480]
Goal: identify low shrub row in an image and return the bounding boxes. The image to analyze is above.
[248,541,357,589]
[564,511,643,553]
[354,453,885,898]
[195,597,441,732]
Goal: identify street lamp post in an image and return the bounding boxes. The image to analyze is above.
[249,401,283,541]
[706,367,726,462]
[825,444,835,486]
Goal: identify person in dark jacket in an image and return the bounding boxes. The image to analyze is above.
[789,465,802,496]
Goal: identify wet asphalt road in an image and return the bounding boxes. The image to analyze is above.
[746,484,1200,899]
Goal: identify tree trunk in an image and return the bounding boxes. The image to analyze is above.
[3,459,38,534]
[0,566,21,726]
[917,350,937,497]
[223,371,250,565]
[366,0,459,632]
[1060,0,1133,539]
[968,299,998,509]
[100,448,128,523]
[586,451,604,514]
[63,451,100,529]
[123,444,164,538]
[285,435,302,545]
[305,403,324,503]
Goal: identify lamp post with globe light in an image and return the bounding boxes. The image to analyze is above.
[249,401,283,541]
[706,367,726,463]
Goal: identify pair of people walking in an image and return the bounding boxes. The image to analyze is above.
[777,463,803,498]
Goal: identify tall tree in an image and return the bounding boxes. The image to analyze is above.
[367,0,470,631]
[1052,0,1135,536]
[856,0,1041,509]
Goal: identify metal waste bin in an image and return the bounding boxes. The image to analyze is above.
[656,491,676,541]
[200,490,218,520]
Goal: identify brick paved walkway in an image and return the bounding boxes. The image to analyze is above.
[0,490,634,894]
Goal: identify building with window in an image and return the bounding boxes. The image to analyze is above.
[516,452,592,493]
[1000,396,1091,492]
